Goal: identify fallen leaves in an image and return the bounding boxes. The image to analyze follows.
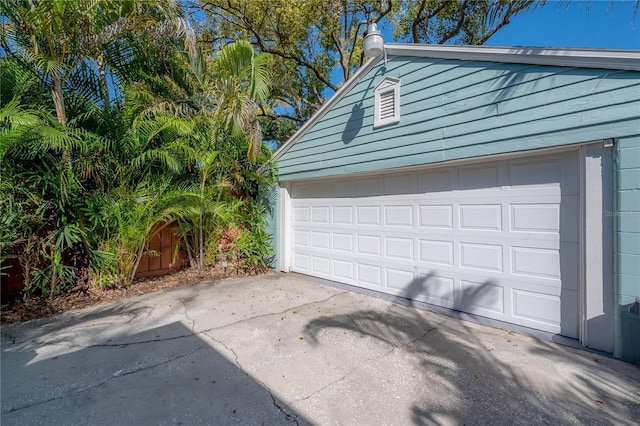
[1,267,271,324]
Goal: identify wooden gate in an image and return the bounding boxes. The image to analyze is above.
[135,223,188,278]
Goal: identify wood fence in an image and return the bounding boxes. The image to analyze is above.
[0,223,187,299]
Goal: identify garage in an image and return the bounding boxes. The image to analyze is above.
[270,44,639,361]
[289,151,579,337]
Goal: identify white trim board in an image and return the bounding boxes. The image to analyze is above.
[384,44,640,72]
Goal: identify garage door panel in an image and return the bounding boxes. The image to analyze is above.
[418,239,454,265]
[459,242,503,272]
[333,259,355,282]
[511,246,560,279]
[294,206,310,223]
[384,205,414,227]
[311,206,330,223]
[290,151,580,338]
[292,182,332,198]
[311,255,331,277]
[512,289,561,327]
[293,253,311,272]
[385,236,414,261]
[357,263,383,288]
[332,233,354,252]
[412,274,456,307]
[332,206,353,224]
[293,230,311,247]
[418,205,454,228]
[356,206,381,225]
[385,267,415,292]
[510,204,560,233]
[459,204,502,231]
[311,231,330,249]
[331,181,354,198]
[458,279,505,315]
[356,235,382,256]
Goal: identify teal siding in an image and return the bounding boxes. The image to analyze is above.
[278,54,640,362]
[279,56,640,181]
[614,136,640,362]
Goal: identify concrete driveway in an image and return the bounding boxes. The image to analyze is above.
[2,273,639,425]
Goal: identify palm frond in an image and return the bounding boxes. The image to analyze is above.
[132,148,182,173]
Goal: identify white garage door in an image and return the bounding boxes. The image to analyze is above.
[290,151,580,337]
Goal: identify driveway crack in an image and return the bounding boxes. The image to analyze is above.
[180,297,197,332]
[203,331,299,425]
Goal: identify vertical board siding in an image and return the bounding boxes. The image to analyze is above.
[278,57,640,181]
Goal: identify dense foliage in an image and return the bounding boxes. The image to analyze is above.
[1,0,276,297]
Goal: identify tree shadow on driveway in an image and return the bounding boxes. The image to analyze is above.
[302,275,640,425]
[1,319,305,426]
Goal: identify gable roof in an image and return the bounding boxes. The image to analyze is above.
[272,44,640,162]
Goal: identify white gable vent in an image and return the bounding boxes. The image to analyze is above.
[374,77,401,128]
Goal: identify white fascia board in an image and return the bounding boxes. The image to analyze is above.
[272,56,382,162]
[384,44,640,71]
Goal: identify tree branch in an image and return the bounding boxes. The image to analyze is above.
[258,111,305,123]
[439,0,467,44]
[478,3,532,44]
[412,0,449,43]
[203,1,338,91]
[412,0,428,44]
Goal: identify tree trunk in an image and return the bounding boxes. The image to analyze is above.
[127,239,148,286]
[51,75,67,126]
[49,249,58,303]
[98,58,111,108]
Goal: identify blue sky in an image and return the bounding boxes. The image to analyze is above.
[376,1,639,49]
[485,0,639,49]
